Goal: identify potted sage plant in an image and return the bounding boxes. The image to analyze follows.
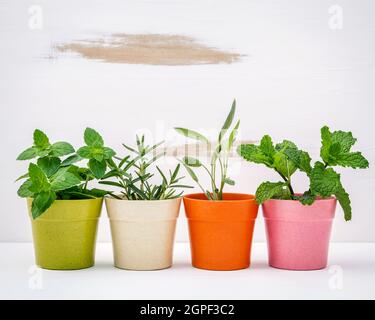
[16,128,114,270]
[175,100,259,271]
[101,135,192,271]
[238,126,369,270]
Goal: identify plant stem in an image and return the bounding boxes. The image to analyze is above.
[276,169,295,196]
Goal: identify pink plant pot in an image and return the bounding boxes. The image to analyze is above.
[262,197,337,271]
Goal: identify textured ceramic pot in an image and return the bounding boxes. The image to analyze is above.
[105,197,181,271]
[183,193,259,271]
[262,197,337,271]
[27,198,102,270]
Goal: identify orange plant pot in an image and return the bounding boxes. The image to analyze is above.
[183,193,259,271]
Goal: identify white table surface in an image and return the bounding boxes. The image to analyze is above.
[0,242,374,300]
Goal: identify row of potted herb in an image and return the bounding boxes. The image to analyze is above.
[16,101,369,271]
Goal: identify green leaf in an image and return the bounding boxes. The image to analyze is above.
[171,164,181,182]
[84,127,104,147]
[174,127,210,145]
[237,136,275,168]
[320,126,369,168]
[77,146,92,159]
[224,178,235,186]
[331,130,357,153]
[99,181,124,188]
[17,179,34,198]
[227,120,240,151]
[61,154,82,166]
[103,147,116,159]
[255,181,287,204]
[334,152,369,169]
[50,168,81,192]
[33,129,50,148]
[17,147,37,160]
[274,151,296,178]
[15,172,29,182]
[180,161,199,182]
[182,156,202,167]
[298,190,316,205]
[156,166,168,185]
[219,99,236,142]
[28,163,50,193]
[88,159,107,179]
[37,157,61,177]
[284,147,312,174]
[50,142,75,157]
[335,185,352,221]
[31,191,56,219]
[275,140,297,152]
[309,162,341,197]
[260,135,276,158]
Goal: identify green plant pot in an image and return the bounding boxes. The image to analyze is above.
[27,198,103,270]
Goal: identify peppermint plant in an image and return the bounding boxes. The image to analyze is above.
[175,99,240,200]
[99,135,192,200]
[16,128,115,219]
[238,126,369,220]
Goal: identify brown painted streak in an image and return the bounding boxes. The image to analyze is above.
[55,33,242,65]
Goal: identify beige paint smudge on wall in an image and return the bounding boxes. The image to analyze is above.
[56,33,242,65]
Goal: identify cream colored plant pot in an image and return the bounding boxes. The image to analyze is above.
[105,197,181,271]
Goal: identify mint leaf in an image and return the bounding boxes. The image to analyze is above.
[88,159,106,179]
[17,179,34,198]
[237,138,274,168]
[320,126,369,169]
[103,147,116,159]
[33,129,50,148]
[284,147,312,174]
[31,191,56,219]
[28,163,50,193]
[331,130,356,152]
[335,185,352,221]
[255,181,287,204]
[260,135,276,158]
[17,147,37,160]
[61,154,82,167]
[274,151,296,178]
[297,190,316,205]
[37,157,61,177]
[50,168,81,191]
[334,152,369,169]
[310,162,341,197]
[84,128,104,147]
[77,146,92,159]
[275,140,297,151]
[50,142,75,157]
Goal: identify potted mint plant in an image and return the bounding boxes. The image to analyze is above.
[16,128,115,270]
[238,126,369,270]
[101,135,191,271]
[175,100,259,271]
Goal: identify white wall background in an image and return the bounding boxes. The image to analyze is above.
[0,0,374,242]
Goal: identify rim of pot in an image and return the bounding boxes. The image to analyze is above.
[27,197,103,202]
[263,194,336,204]
[104,195,182,203]
[183,193,255,203]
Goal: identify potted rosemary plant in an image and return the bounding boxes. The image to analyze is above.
[238,126,369,270]
[175,100,259,271]
[16,128,114,270]
[101,135,191,271]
